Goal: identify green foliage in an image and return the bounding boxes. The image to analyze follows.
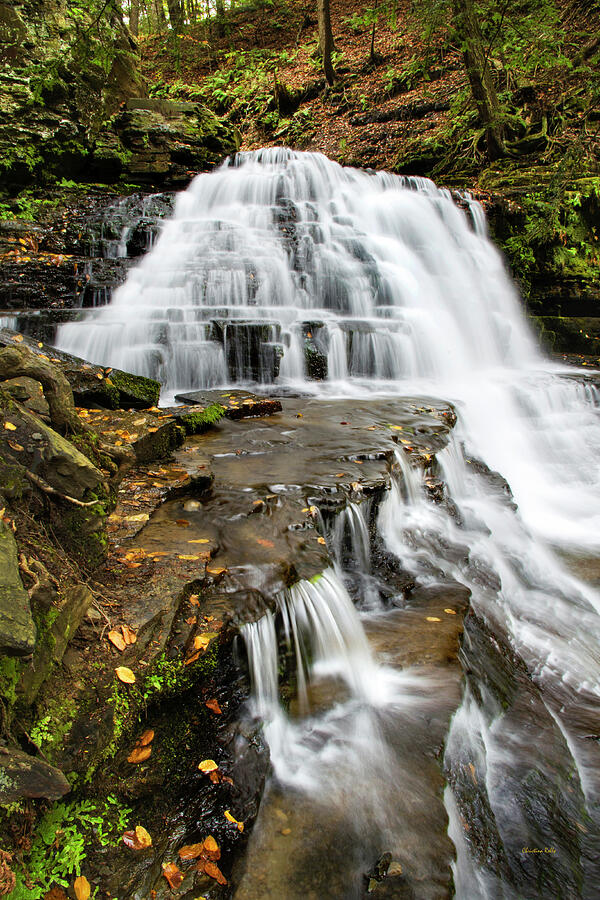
[10,796,132,899]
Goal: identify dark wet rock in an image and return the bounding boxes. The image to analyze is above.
[1,376,49,419]
[160,402,226,435]
[0,518,35,656]
[0,329,160,409]
[0,745,70,802]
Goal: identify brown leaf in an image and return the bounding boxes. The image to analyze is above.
[115,666,136,684]
[108,630,126,652]
[162,862,184,889]
[205,698,222,715]
[127,745,152,764]
[73,876,90,900]
[201,861,228,885]
[139,729,155,746]
[123,825,152,850]
[175,519,190,527]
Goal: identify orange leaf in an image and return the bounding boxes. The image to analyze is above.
[127,745,152,764]
[184,650,202,666]
[7,440,24,451]
[73,876,90,900]
[139,729,155,746]
[256,538,275,548]
[201,861,228,885]
[203,835,220,859]
[162,862,183,889]
[198,759,218,773]
[205,698,222,715]
[206,565,226,576]
[194,634,211,651]
[176,519,190,527]
[115,666,136,684]
[121,624,137,645]
[317,537,326,545]
[3,422,17,431]
[178,842,205,860]
[108,630,126,652]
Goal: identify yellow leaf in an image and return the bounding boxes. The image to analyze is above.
[206,565,226,576]
[426,616,441,622]
[444,608,457,615]
[134,825,152,849]
[317,537,326,545]
[115,666,136,684]
[3,422,17,431]
[11,334,24,343]
[73,875,91,900]
[224,809,244,832]
[188,538,210,544]
[178,554,201,560]
[198,759,219,773]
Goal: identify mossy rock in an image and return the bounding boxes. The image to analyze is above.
[0,518,35,656]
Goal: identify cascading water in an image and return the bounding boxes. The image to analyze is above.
[54,149,600,896]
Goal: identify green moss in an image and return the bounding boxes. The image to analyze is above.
[60,482,113,569]
[179,402,226,434]
[30,696,77,755]
[0,655,21,707]
[108,370,160,408]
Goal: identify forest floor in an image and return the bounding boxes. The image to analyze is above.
[139,0,600,188]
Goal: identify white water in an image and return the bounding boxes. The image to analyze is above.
[54,149,600,895]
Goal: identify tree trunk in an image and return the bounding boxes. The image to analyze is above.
[317,0,335,85]
[452,0,505,159]
[154,0,167,29]
[166,0,183,31]
[130,0,140,35]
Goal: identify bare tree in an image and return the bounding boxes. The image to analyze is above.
[317,0,335,85]
[130,0,140,35]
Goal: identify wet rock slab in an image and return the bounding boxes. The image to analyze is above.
[175,388,283,420]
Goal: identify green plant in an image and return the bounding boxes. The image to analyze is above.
[11,796,131,899]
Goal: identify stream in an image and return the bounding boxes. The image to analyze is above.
[55,148,600,898]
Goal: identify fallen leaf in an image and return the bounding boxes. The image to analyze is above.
[203,835,220,859]
[205,698,222,715]
[317,537,326,545]
[426,616,441,622]
[133,418,146,426]
[122,624,137,645]
[188,538,210,544]
[3,422,17,431]
[468,763,477,785]
[194,634,211,651]
[178,554,202,560]
[123,825,152,850]
[206,565,226,576]
[108,630,126,652]
[184,650,202,666]
[335,473,345,477]
[7,440,24,451]
[201,861,227,885]
[189,594,200,606]
[281,828,291,835]
[224,809,244,832]
[115,666,136,684]
[139,729,155,746]
[256,538,275,548]
[11,334,23,342]
[198,759,218,773]
[444,608,457,615]
[179,842,205,860]
[128,745,152,764]
[162,862,183,889]
[73,876,90,900]
[176,519,190,527]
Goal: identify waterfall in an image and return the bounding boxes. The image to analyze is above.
[53,149,600,896]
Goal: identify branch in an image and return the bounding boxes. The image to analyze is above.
[23,470,100,508]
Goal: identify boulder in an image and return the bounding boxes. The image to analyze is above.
[0,519,35,656]
[0,744,70,802]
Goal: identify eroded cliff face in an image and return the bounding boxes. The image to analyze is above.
[0,0,237,193]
